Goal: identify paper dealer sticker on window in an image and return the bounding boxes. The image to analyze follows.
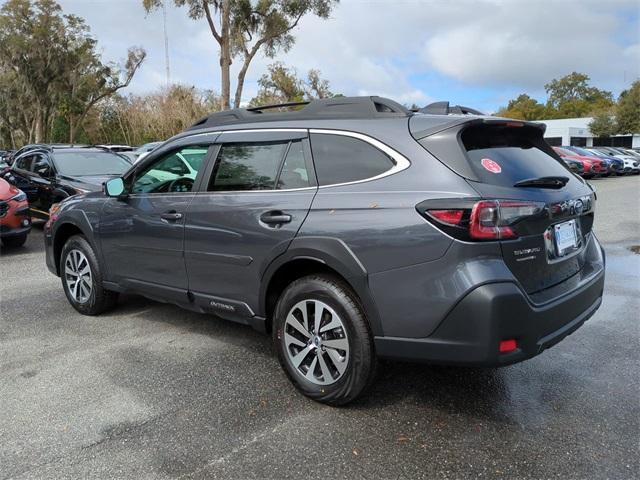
[481,158,502,174]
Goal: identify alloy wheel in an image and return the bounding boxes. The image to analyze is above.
[284,299,350,385]
[64,249,92,304]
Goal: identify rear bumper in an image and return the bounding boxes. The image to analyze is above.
[375,242,605,367]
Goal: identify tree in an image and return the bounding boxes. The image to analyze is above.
[62,43,146,143]
[248,62,333,107]
[143,1,338,109]
[95,85,222,146]
[588,110,617,138]
[496,94,546,120]
[0,0,73,142]
[544,72,614,118]
[616,80,640,134]
[0,0,145,144]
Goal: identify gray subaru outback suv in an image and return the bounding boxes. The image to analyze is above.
[45,97,605,405]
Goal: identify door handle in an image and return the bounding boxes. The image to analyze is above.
[260,211,292,225]
[161,211,183,221]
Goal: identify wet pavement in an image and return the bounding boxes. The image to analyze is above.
[1,175,638,479]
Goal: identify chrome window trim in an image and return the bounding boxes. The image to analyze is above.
[308,128,411,189]
[159,127,411,193]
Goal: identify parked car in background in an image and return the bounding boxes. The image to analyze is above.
[97,144,134,152]
[564,146,624,175]
[585,148,639,174]
[621,148,640,160]
[0,177,31,247]
[0,150,14,166]
[552,147,601,178]
[5,145,131,219]
[45,97,605,405]
[559,156,583,174]
[133,141,163,163]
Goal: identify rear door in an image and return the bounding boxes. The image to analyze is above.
[416,120,595,295]
[184,129,317,320]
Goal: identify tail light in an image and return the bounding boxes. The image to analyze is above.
[418,199,545,241]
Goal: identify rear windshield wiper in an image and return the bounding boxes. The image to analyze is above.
[513,176,569,189]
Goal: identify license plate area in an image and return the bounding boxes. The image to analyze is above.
[552,219,581,258]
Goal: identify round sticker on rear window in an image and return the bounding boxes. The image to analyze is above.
[481,158,502,173]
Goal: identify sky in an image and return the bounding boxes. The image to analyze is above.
[57,0,640,113]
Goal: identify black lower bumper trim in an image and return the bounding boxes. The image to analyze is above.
[375,267,605,367]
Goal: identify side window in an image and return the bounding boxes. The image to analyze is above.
[15,154,35,172]
[32,154,52,177]
[277,141,312,190]
[132,146,208,194]
[310,133,394,185]
[208,142,288,191]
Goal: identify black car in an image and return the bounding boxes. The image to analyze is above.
[6,146,131,219]
[45,97,604,405]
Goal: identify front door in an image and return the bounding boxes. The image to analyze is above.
[184,130,317,319]
[99,141,215,302]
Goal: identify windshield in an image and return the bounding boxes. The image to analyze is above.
[570,147,593,156]
[53,151,131,176]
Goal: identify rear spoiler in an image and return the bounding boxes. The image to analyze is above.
[411,116,546,141]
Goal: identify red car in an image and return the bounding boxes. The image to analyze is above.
[0,178,31,247]
[552,147,603,178]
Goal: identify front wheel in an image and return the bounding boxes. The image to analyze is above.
[273,274,377,405]
[60,235,118,315]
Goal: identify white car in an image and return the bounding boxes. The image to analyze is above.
[132,148,208,193]
[133,142,163,163]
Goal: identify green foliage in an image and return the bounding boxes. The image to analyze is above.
[248,62,334,107]
[144,1,338,108]
[0,0,145,146]
[496,94,546,120]
[544,72,614,118]
[588,110,617,138]
[616,80,640,134]
[497,73,636,138]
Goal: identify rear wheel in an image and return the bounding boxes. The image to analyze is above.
[60,235,118,315]
[273,274,376,405]
[1,233,27,248]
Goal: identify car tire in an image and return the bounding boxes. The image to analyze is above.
[273,274,377,406]
[60,235,118,315]
[1,233,27,248]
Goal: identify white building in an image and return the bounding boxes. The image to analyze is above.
[535,117,640,148]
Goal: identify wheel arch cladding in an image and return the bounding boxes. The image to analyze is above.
[260,236,384,336]
[53,222,88,275]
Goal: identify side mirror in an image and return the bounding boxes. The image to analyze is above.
[104,177,126,198]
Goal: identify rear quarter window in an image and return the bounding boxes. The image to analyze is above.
[461,125,571,187]
[310,133,394,185]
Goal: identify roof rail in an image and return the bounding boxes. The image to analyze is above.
[186,96,411,131]
[418,101,484,116]
[246,101,310,112]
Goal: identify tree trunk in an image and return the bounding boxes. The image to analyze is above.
[220,0,232,110]
[34,108,44,143]
[69,116,76,144]
[234,58,251,109]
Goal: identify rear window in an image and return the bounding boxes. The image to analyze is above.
[461,125,571,187]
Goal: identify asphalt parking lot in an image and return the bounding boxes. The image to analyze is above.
[1,175,639,480]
